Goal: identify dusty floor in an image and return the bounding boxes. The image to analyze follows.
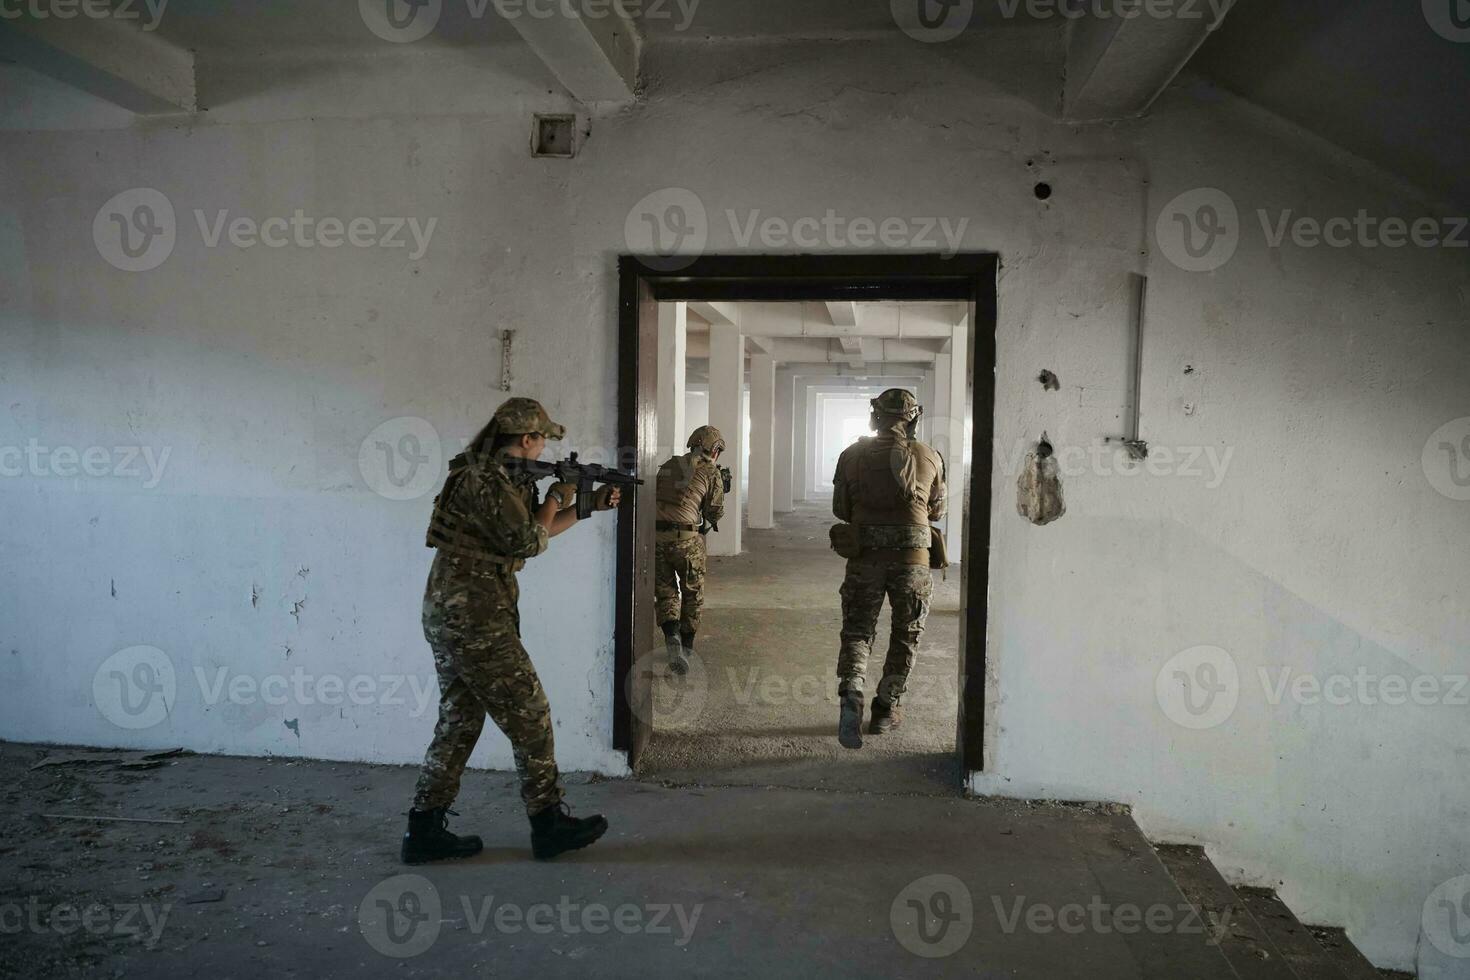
[0,742,1245,980]
[640,500,964,794]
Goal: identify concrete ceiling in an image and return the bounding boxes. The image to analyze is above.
[635,0,1018,39]
[1194,0,1470,207]
[146,0,527,52]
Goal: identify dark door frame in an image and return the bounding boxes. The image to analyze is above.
[614,253,999,783]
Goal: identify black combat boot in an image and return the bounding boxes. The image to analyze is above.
[662,621,687,675]
[680,630,697,658]
[401,807,484,864]
[868,698,902,735]
[530,802,609,861]
[838,689,865,750]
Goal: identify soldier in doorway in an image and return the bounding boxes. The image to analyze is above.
[402,397,620,863]
[830,388,946,749]
[654,425,727,674]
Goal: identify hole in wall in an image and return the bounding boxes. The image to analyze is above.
[532,114,577,158]
[1033,182,1053,201]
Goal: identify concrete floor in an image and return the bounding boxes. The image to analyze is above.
[0,742,1243,980]
[640,500,964,795]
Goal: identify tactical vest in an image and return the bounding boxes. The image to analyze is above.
[656,453,713,528]
[425,455,528,570]
[842,435,943,552]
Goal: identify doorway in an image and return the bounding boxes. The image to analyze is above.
[614,254,998,792]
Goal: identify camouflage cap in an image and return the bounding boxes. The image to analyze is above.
[687,425,726,454]
[492,397,566,440]
[871,388,922,421]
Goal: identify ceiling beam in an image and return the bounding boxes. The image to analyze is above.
[498,2,639,104]
[688,300,739,326]
[1063,0,1237,121]
[746,335,773,357]
[825,301,860,328]
[0,15,195,114]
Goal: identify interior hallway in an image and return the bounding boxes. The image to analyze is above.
[640,500,963,795]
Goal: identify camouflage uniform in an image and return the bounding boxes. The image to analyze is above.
[412,399,565,816]
[654,428,726,636]
[832,391,947,706]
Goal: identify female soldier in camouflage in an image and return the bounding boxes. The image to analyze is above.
[402,397,620,863]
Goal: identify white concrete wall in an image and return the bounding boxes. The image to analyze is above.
[0,28,1466,973]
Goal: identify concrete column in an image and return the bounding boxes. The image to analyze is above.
[656,302,687,460]
[806,386,822,496]
[707,326,744,556]
[793,379,810,502]
[747,354,776,530]
[918,369,937,445]
[773,368,795,513]
[943,323,968,560]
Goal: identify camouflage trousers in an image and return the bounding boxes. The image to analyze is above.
[413,605,563,817]
[836,561,934,706]
[654,534,707,634]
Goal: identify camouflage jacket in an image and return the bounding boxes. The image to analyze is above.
[655,452,725,527]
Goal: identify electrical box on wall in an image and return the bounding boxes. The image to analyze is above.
[531,115,578,158]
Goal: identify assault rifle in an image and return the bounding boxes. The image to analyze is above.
[508,453,643,519]
[699,465,734,536]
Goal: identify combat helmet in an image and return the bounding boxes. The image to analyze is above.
[687,425,726,455]
[871,388,922,422]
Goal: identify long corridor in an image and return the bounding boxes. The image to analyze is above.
[641,500,964,794]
